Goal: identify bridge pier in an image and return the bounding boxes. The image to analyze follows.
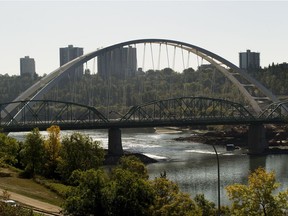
[108,128,124,156]
[247,124,268,154]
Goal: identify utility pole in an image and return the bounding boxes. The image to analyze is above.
[212,144,221,215]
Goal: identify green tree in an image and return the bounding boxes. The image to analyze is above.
[103,156,155,216]
[194,194,216,216]
[63,169,109,216]
[103,168,154,216]
[117,155,149,179]
[21,128,44,177]
[42,125,62,178]
[63,156,155,216]
[57,132,105,181]
[226,167,288,216]
[0,133,19,166]
[150,177,202,216]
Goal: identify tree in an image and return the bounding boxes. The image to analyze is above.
[62,156,155,216]
[0,133,19,166]
[63,169,109,216]
[42,125,62,178]
[194,194,216,216]
[102,156,155,216]
[57,132,105,181]
[103,168,154,216]
[117,155,149,179]
[149,177,202,216]
[226,167,288,216]
[21,128,44,177]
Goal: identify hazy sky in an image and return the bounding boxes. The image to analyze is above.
[1,1,287,76]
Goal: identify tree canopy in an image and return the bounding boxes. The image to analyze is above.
[226,167,288,216]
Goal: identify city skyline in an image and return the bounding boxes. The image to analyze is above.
[0,1,287,76]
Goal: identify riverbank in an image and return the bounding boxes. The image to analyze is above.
[173,125,288,154]
[104,150,158,165]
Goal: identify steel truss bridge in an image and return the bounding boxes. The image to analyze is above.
[0,97,287,133]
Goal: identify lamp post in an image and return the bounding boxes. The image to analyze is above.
[212,144,220,216]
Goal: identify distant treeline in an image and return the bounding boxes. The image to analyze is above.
[1,64,287,113]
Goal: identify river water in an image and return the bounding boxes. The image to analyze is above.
[9,128,288,205]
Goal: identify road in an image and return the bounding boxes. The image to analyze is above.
[3,190,62,215]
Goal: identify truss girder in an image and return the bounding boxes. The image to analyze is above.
[0,100,108,130]
[120,97,254,123]
[259,100,288,119]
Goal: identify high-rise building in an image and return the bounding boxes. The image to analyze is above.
[239,49,260,70]
[98,46,137,79]
[20,56,35,77]
[59,45,84,77]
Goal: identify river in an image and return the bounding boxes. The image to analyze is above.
[9,128,288,206]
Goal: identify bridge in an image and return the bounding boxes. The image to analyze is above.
[1,97,287,155]
[1,39,287,155]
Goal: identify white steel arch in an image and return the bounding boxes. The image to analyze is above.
[4,39,280,116]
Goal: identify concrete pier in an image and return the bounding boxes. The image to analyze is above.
[248,124,268,154]
[108,128,124,156]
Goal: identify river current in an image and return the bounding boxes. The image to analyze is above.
[9,128,288,205]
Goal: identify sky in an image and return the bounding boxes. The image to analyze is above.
[0,0,288,76]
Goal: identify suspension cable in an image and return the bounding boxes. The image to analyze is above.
[187,51,190,68]
[158,43,161,70]
[93,57,96,74]
[150,43,155,70]
[142,43,146,71]
[181,45,185,71]
[173,46,176,70]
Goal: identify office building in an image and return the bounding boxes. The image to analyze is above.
[20,56,35,78]
[98,46,137,79]
[59,45,84,77]
[239,49,260,70]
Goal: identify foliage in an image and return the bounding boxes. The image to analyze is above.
[62,156,206,216]
[104,158,155,216]
[0,188,38,215]
[226,167,288,216]
[194,194,216,216]
[63,156,155,216]
[63,169,109,216]
[42,125,62,178]
[0,202,35,216]
[150,177,202,216]
[2,65,288,116]
[20,128,44,177]
[117,155,149,179]
[33,177,70,198]
[0,74,39,103]
[57,132,105,181]
[0,133,19,166]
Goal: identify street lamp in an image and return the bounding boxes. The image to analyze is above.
[212,144,221,216]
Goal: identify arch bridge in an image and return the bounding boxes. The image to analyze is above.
[4,39,280,117]
[2,39,286,155]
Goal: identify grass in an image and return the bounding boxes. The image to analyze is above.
[0,167,64,206]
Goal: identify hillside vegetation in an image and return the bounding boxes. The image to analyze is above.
[2,65,288,116]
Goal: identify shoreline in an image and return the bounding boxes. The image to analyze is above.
[104,125,288,165]
[104,150,158,165]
